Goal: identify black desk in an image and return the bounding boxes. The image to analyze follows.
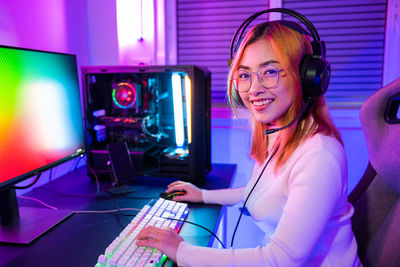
[0,164,236,266]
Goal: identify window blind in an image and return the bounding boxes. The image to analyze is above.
[177,0,387,108]
[177,0,269,104]
[281,0,386,107]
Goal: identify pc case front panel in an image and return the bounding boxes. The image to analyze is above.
[81,65,211,182]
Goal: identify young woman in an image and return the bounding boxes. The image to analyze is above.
[137,20,361,266]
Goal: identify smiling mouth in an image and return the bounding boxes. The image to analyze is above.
[252,98,274,107]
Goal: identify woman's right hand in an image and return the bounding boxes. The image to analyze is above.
[165,181,204,203]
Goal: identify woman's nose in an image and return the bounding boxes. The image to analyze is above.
[248,73,264,95]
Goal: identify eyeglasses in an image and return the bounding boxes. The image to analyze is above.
[232,65,284,92]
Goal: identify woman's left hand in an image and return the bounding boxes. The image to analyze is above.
[136,226,184,262]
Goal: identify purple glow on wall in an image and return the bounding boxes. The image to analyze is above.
[0,0,67,52]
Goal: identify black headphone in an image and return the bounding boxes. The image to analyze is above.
[229,8,330,99]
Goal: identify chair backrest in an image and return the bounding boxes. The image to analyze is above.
[349,78,400,267]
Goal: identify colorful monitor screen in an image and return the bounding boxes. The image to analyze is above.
[0,45,85,188]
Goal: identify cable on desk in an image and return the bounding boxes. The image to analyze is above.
[17,193,141,216]
[13,172,42,189]
[111,196,124,220]
[165,217,226,249]
[73,207,141,214]
[17,192,150,222]
[85,157,100,195]
[18,195,58,210]
[35,186,100,198]
[74,154,84,171]
[109,195,152,228]
[49,167,53,182]
[30,186,155,218]
[34,187,156,217]
[18,194,140,216]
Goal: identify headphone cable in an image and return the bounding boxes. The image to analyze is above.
[230,146,279,248]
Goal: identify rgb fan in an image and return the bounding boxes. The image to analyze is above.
[112,82,137,109]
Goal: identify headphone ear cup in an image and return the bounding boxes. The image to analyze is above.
[299,55,312,95]
[299,55,331,98]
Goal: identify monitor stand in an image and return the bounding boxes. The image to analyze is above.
[0,188,73,245]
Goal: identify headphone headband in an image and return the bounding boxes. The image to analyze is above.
[230,8,322,60]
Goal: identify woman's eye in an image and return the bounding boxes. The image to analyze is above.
[262,69,277,77]
[238,73,250,79]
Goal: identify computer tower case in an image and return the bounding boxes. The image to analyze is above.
[81,65,211,183]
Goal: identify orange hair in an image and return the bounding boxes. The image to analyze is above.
[227,21,343,172]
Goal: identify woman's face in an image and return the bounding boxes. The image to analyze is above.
[237,38,292,126]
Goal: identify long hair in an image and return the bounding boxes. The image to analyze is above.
[227,21,343,172]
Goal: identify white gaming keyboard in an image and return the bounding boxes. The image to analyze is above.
[95,198,189,267]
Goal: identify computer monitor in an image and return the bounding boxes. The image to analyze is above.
[0,45,85,244]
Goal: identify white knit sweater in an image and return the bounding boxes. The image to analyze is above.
[176,133,360,267]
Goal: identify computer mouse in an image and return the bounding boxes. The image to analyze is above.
[159,190,186,200]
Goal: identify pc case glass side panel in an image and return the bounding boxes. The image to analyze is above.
[84,69,190,175]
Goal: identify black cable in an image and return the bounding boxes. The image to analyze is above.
[74,155,84,171]
[264,98,313,135]
[13,172,42,190]
[110,196,132,228]
[84,156,100,195]
[49,167,53,182]
[166,217,226,249]
[230,147,279,248]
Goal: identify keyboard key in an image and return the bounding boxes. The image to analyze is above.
[97,254,108,264]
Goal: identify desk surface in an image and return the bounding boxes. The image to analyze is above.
[0,164,236,267]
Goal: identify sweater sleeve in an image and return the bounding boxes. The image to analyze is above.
[201,187,245,205]
[177,146,346,266]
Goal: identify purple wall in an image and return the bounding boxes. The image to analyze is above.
[0,0,121,67]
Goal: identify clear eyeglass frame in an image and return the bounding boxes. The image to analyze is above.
[232,64,284,92]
